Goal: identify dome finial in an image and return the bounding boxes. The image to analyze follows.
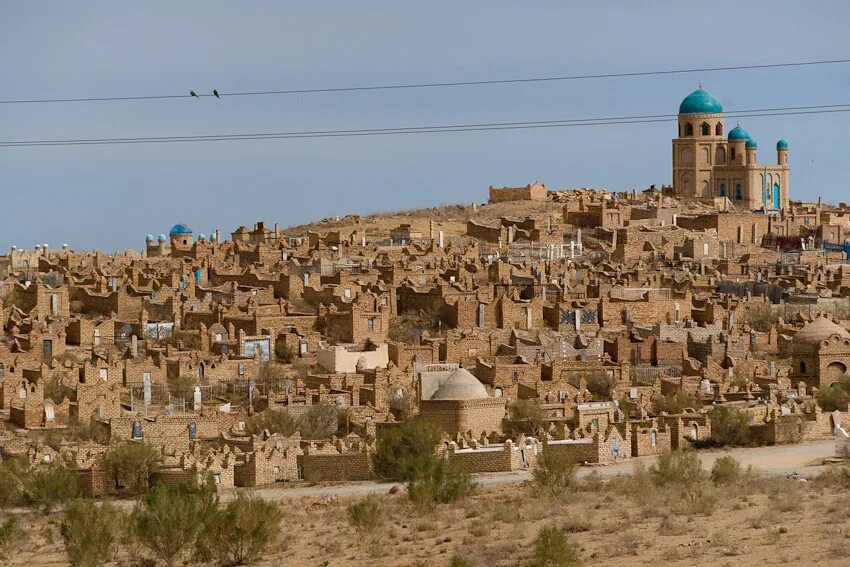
[698,80,703,89]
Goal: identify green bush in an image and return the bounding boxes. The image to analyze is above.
[407,456,475,510]
[819,384,850,412]
[374,417,441,480]
[532,451,578,498]
[651,451,705,486]
[0,517,21,560]
[298,403,339,439]
[61,499,121,567]
[710,456,742,486]
[347,494,384,533]
[274,341,295,364]
[526,525,579,567]
[449,555,472,567]
[25,461,79,512]
[244,408,299,437]
[102,441,159,496]
[134,482,218,566]
[196,492,283,566]
[504,399,546,437]
[651,392,701,414]
[0,456,27,507]
[707,406,752,447]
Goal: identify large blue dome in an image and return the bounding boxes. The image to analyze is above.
[728,125,751,141]
[679,89,723,114]
[169,223,193,235]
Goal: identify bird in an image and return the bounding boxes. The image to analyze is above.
[213,89,220,99]
[189,90,199,98]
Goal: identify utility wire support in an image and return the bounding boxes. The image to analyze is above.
[0,58,849,105]
[1,104,849,148]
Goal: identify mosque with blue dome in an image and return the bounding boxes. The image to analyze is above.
[672,88,789,211]
[144,223,216,257]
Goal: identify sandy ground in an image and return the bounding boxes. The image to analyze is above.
[4,440,845,566]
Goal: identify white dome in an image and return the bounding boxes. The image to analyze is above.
[431,368,489,400]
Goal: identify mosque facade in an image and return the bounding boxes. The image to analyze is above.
[672,88,790,211]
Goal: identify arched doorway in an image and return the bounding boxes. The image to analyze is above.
[773,183,780,209]
[825,362,847,384]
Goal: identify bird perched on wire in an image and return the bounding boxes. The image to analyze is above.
[213,89,220,99]
[189,90,199,98]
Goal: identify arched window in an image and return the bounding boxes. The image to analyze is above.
[715,123,723,136]
[716,146,726,164]
[680,147,694,165]
[730,147,736,161]
[735,184,742,201]
[800,361,806,374]
[700,122,710,136]
[719,183,726,197]
[684,123,694,136]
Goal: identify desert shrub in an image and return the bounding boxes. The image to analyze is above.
[532,451,578,497]
[449,555,471,567]
[819,384,850,412]
[274,341,295,364]
[407,456,475,510]
[814,464,850,489]
[298,403,339,439]
[134,482,218,566]
[362,337,378,351]
[652,392,701,414]
[347,494,384,532]
[670,487,717,516]
[0,456,27,507]
[504,399,545,436]
[25,461,79,512]
[374,417,441,480]
[768,482,802,513]
[388,388,415,421]
[245,408,299,437]
[526,526,579,567]
[196,492,282,566]
[710,456,743,486]
[706,406,752,447]
[585,370,616,401]
[0,517,21,560]
[651,451,705,486]
[388,308,441,343]
[102,442,159,496]
[61,499,121,567]
[167,374,196,399]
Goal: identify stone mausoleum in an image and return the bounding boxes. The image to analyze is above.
[671,87,790,210]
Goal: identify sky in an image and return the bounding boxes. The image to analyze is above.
[1,1,849,252]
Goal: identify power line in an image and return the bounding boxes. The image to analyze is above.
[1,58,848,105]
[2,103,848,148]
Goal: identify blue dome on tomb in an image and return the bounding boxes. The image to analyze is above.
[158,234,167,242]
[679,89,724,114]
[169,223,193,235]
[745,139,758,149]
[728,125,751,141]
[777,139,789,149]
[145,234,154,242]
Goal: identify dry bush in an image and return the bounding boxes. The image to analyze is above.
[61,499,121,567]
[531,451,578,498]
[651,450,706,486]
[196,492,283,566]
[710,455,743,486]
[347,494,385,533]
[0,517,21,560]
[768,482,802,513]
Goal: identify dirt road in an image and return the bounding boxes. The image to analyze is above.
[235,439,836,502]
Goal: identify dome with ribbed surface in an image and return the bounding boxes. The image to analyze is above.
[728,125,751,141]
[431,368,489,400]
[777,139,789,149]
[795,317,850,345]
[679,89,723,114]
[169,223,193,235]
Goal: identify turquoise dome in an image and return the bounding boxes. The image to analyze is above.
[679,89,723,114]
[745,139,758,149]
[777,139,789,149]
[728,125,751,141]
[145,234,154,242]
[169,223,193,235]
[158,234,167,242]
[198,233,206,240]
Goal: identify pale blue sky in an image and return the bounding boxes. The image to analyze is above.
[1,1,849,251]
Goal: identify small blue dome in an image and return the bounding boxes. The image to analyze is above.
[145,234,154,242]
[777,139,789,149]
[745,139,758,149]
[158,234,167,242]
[169,223,193,235]
[198,233,206,240]
[728,125,751,141]
[679,89,723,114]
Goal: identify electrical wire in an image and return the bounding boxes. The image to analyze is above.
[1,58,848,105]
